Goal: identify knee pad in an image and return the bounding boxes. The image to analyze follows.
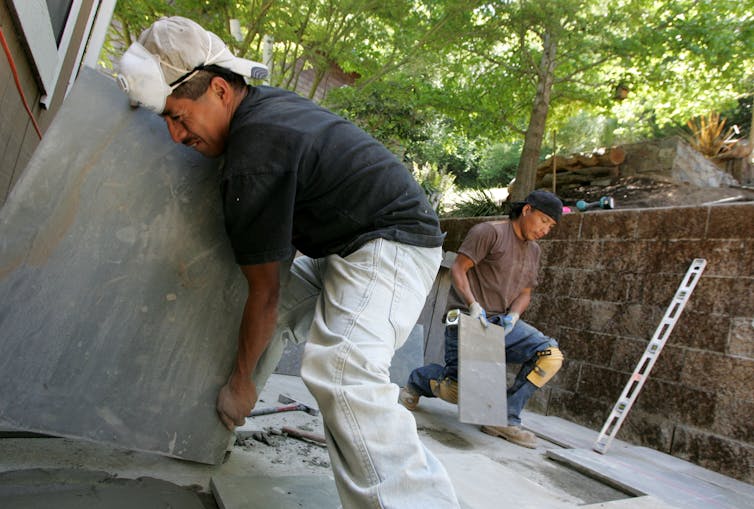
[430,378,458,404]
[526,347,563,388]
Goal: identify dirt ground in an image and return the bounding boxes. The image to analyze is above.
[556,176,754,210]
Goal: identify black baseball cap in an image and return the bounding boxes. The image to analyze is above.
[524,190,563,222]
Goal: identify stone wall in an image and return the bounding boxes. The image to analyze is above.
[438,202,754,484]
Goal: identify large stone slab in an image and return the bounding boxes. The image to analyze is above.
[0,68,242,464]
[457,313,506,425]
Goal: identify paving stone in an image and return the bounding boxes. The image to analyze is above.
[210,474,338,509]
[521,409,608,450]
[547,447,754,509]
[581,495,682,508]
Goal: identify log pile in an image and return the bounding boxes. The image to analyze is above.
[536,146,626,191]
[712,139,753,185]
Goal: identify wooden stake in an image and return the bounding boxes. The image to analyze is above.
[552,130,557,192]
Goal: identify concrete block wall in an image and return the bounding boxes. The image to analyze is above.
[439,202,754,484]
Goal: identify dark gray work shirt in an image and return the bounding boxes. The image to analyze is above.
[221,86,444,265]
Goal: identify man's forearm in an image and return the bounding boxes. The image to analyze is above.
[232,262,282,383]
[450,258,476,307]
[453,278,476,308]
[233,291,278,382]
[216,262,281,430]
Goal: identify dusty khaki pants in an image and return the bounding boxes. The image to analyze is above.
[254,239,459,509]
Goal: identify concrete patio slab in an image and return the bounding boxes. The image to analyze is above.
[1,374,751,509]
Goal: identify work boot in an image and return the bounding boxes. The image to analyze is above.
[429,377,458,404]
[481,425,537,449]
[398,386,420,411]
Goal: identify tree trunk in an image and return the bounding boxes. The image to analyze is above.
[510,30,558,202]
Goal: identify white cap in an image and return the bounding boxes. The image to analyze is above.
[117,16,268,113]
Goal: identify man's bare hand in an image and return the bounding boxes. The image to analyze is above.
[216,374,258,430]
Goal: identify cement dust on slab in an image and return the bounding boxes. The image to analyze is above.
[231,374,331,475]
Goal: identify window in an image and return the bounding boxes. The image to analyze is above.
[9,0,83,107]
[47,0,75,46]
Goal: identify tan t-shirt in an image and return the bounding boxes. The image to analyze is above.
[446,221,540,316]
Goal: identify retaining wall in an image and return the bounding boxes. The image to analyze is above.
[439,202,754,484]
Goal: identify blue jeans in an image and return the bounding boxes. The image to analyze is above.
[254,240,459,508]
[407,318,558,426]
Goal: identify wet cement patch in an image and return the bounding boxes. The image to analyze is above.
[418,426,474,450]
[523,458,632,505]
[0,468,206,509]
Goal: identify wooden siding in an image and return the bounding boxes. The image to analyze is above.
[0,0,96,206]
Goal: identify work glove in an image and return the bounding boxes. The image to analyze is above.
[501,312,520,335]
[469,301,489,328]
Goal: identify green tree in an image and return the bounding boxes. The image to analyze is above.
[323,79,428,159]
[400,0,754,200]
[106,0,754,202]
[478,142,521,186]
[110,0,483,100]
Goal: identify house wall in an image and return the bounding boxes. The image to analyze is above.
[293,60,358,102]
[0,2,43,204]
[0,0,97,206]
[438,203,754,484]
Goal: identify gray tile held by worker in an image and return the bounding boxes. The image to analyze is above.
[0,68,241,464]
[210,474,340,509]
[0,468,205,509]
[457,313,507,425]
